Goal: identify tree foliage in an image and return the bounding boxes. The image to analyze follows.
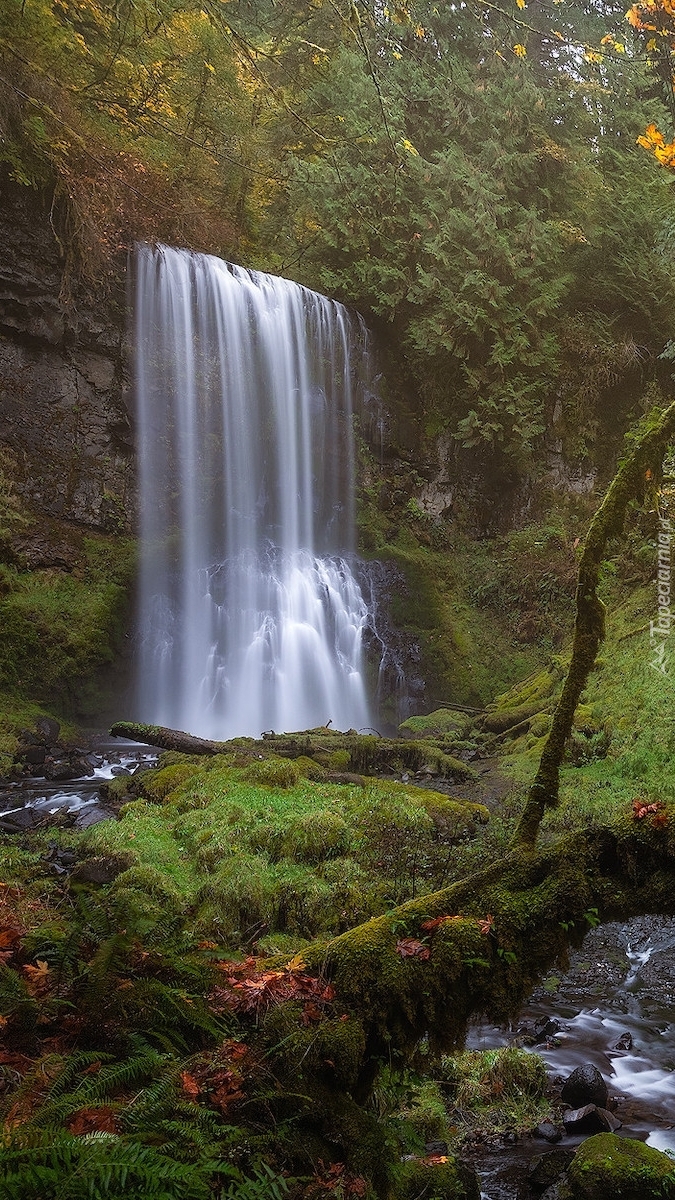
[2,0,675,464]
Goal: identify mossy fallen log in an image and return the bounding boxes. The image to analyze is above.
[110,721,226,755]
[110,721,477,781]
[302,811,675,1096]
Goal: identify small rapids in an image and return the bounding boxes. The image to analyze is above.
[0,739,158,825]
[467,916,675,1198]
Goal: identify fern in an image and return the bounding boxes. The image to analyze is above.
[26,1046,166,1130]
[0,1131,216,1199]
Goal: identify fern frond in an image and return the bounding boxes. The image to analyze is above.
[0,1131,214,1199]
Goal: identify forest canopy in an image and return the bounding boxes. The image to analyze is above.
[2,0,675,467]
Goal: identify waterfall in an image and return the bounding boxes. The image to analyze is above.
[133,244,372,738]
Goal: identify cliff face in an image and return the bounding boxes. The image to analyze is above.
[0,175,134,532]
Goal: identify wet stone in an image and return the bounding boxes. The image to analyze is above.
[562,1104,621,1134]
[528,1148,575,1193]
[560,1064,608,1109]
[533,1121,563,1143]
[614,1031,633,1051]
[0,807,38,833]
[533,1016,562,1044]
[73,804,116,830]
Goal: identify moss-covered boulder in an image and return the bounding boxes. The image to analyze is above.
[399,709,471,739]
[565,1134,675,1199]
[395,1156,480,1200]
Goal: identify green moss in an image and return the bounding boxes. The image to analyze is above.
[568,1134,675,1199]
[111,865,184,914]
[399,709,470,738]
[142,762,203,802]
[0,534,134,715]
[394,1157,480,1200]
[243,756,301,788]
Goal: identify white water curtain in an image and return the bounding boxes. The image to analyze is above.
[134,244,371,738]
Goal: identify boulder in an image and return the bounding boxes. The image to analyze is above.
[614,1032,632,1051]
[566,1133,675,1199]
[528,1148,575,1193]
[533,1120,564,1143]
[561,1064,608,1109]
[0,807,37,833]
[73,804,116,830]
[35,716,61,743]
[562,1105,621,1134]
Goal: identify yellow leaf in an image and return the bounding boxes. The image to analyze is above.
[400,137,419,155]
[647,36,658,47]
[285,953,306,972]
[516,0,526,8]
[513,42,527,56]
[584,49,603,61]
[414,23,426,35]
[204,61,215,73]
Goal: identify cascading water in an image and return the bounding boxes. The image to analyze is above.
[134,244,372,738]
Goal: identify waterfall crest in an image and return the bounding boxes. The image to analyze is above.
[134,244,372,738]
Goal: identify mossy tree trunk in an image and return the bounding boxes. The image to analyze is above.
[513,402,675,848]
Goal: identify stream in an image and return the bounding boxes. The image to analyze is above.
[467,916,675,1198]
[0,739,158,829]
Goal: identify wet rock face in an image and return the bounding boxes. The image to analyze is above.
[0,173,134,529]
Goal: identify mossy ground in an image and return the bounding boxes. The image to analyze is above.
[0,524,135,772]
[487,581,675,835]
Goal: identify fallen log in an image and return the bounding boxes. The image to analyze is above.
[110,721,227,755]
[109,721,478,781]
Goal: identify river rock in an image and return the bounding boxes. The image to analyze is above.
[562,1104,621,1134]
[533,1016,562,1043]
[533,1120,564,1143]
[528,1148,575,1193]
[614,1031,632,1051]
[73,804,116,829]
[35,716,61,743]
[0,807,38,833]
[560,1064,608,1108]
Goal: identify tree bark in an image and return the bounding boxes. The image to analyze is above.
[513,401,675,848]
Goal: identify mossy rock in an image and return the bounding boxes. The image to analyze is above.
[399,710,470,739]
[278,810,350,864]
[395,1156,481,1200]
[141,762,202,802]
[482,702,546,734]
[566,1134,675,1199]
[111,865,184,914]
[294,754,328,780]
[572,705,601,735]
[530,714,552,738]
[243,756,301,788]
[417,792,489,836]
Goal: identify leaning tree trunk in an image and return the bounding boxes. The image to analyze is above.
[513,401,675,848]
